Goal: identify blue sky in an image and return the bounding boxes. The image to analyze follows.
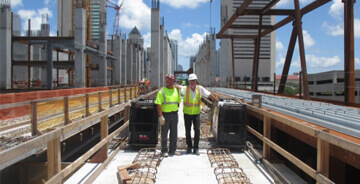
[9,0,360,75]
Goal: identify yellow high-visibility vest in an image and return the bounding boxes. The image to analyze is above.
[183,86,201,115]
[155,87,180,112]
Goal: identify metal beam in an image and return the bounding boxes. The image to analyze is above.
[217,0,254,37]
[47,43,54,89]
[231,38,235,88]
[12,61,74,68]
[261,0,280,14]
[260,0,331,37]
[242,9,294,16]
[12,36,74,41]
[278,25,297,94]
[217,34,256,39]
[294,0,309,99]
[229,24,273,29]
[251,15,263,92]
[343,0,355,105]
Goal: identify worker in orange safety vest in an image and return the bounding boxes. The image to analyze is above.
[177,74,218,155]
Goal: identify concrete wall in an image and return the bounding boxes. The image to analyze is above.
[121,38,127,85]
[194,34,216,87]
[308,70,360,103]
[150,6,160,88]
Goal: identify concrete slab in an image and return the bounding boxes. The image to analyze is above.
[156,149,216,184]
[233,151,274,184]
[272,163,307,184]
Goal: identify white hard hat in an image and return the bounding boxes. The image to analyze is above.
[188,74,198,81]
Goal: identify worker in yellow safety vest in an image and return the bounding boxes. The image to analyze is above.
[178,73,218,155]
[155,74,182,157]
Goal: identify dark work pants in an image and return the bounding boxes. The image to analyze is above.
[161,112,178,153]
[184,114,200,150]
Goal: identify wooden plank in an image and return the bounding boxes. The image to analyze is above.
[47,136,61,179]
[263,116,271,159]
[130,87,132,99]
[89,116,109,163]
[98,92,103,112]
[61,102,130,139]
[316,130,360,155]
[109,90,113,107]
[118,88,121,104]
[0,129,61,170]
[85,94,91,117]
[117,163,141,171]
[124,88,127,102]
[64,97,71,125]
[247,126,334,183]
[119,169,131,183]
[46,121,129,184]
[83,145,123,184]
[31,101,38,136]
[317,129,330,182]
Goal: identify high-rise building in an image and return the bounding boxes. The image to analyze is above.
[57,0,72,36]
[170,39,178,71]
[13,14,21,36]
[90,0,100,40]
[219,0,275,85]
[189,56,195,69]
[57,0,101,39]
[128,26,144,47]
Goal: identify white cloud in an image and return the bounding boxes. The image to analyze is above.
[329,0,343,20]
[355,19,360,38]
[322,21,343,36]
[303,30,315,48]
[276,54,285,68]
[277,54,340,68]
[44,0,50,5]
[276,0,312,8]
[10,0,22,8]
[18,8,53,31]
[161,0,208,9]
[168,29,206,57]
[306,55,340,67]
[322,19,360,38]
[143,32,151,49]
[356,58,360,66]
[167,29,206,68]
[276,40,284,51]
[118,0,151,32]
[168,29,182,41]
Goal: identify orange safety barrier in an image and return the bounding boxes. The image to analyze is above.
[0,86,110,120]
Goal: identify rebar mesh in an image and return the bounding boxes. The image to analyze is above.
[207,148,251,184]
[128,148,162,184]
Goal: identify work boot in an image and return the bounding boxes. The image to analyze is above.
[162,152,168,157]
[169,151,181,156]
[186,148,192,154]
[194,149,200,155]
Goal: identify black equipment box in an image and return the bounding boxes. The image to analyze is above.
[128,99,158,145]
[211,99,247,147]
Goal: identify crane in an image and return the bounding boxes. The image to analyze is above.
[107,0,125,36]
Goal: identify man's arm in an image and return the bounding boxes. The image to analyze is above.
[200,86,218,103]
[157,105,162,117]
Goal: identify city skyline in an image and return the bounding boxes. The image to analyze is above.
[7,0,360,75]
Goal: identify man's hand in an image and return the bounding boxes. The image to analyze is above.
[159,116,165,125]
